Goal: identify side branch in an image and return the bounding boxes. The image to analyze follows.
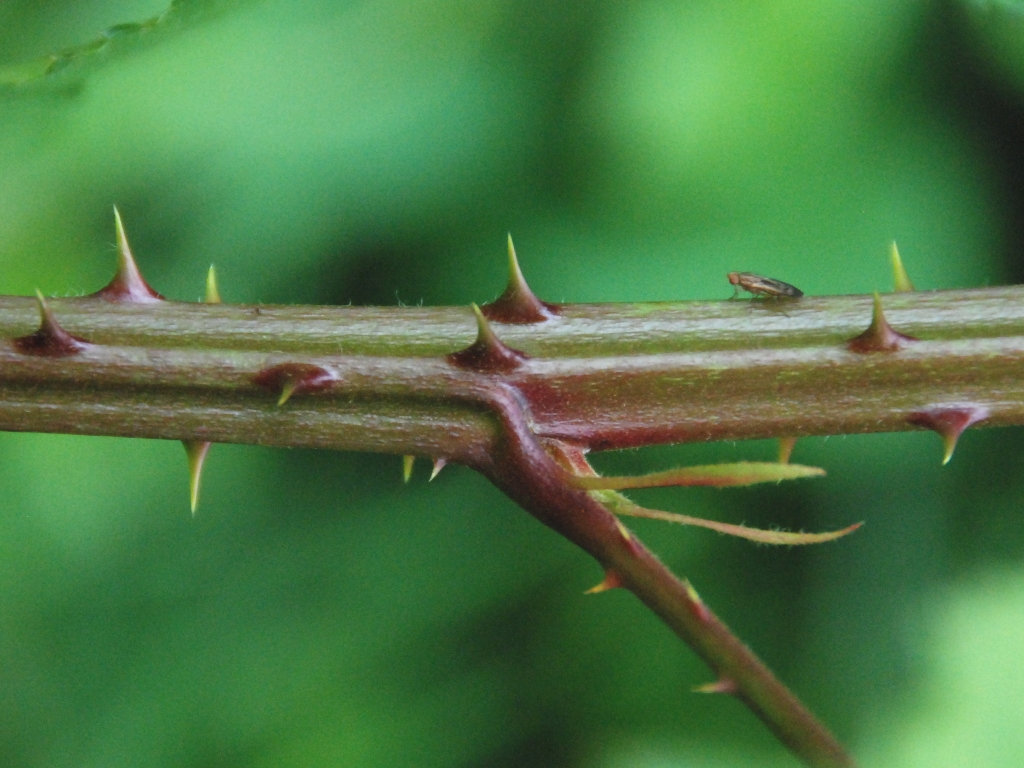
[475,385,856,768]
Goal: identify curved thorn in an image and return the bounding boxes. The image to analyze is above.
[92,207,164,302]
[254,363,338,406]
[907,405,989,465]
[848,292,917,353]
[480,235,558,323]
[941,437,958,465]
[890,242,915,292]
[13,290,92,356]
[429,457,447,481]
[278,379,298,406]
[447,303,528,373]
[205,265,221,304]
[183,440,212,515]
[403,455,415,483]
[473,303,500,347]
[585,569,623,594]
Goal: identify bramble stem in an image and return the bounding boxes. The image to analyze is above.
[0,287,1022,452]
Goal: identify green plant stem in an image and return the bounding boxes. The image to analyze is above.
[1,287,1022,451]
[3,285,1023,768]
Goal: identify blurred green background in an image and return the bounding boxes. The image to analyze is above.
[2,1,1024,765]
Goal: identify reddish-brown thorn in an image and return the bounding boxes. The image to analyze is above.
[907,404,990,465]
[13,290,92,356]
[254,363,338,405]
[693,677,739,695]
[429,457,447,481]
[848,292,917,353]
[447,303,529,373]
[480,234,559,323]
[90,207,164,303]
[585,569,624,594]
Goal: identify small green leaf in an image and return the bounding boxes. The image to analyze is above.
[597,491,861,546]
[571,461,825,490]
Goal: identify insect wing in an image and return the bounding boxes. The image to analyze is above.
[731,272,803,298]
[752,275,803,298]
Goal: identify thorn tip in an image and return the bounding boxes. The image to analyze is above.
[205,265,221,304]
[183,440,212,515]
[278,380,298,406]
[890,242,915,292]
[585,569,624,594]
[429,457,447,481]
[402,455,415,483]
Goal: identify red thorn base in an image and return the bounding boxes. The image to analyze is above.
[13,293,92,357]
[848,293,916,353]
[254,363,338,404]
[907,404,989,464]
[447,304,529,373]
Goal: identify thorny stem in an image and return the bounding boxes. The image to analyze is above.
[0,287,1022,451]
[3,284,1024,768]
